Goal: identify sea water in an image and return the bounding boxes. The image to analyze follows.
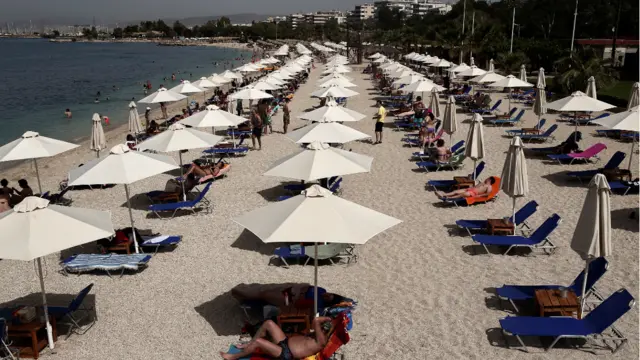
[0,38,251,144]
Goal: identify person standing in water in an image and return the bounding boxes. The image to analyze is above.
[64,108,72,118]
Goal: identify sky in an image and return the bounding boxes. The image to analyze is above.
[0,0,375,23]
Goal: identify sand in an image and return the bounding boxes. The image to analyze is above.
[0,61,637,360]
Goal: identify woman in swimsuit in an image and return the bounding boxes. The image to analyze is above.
[421,112,437,148]
[435,177,496,199]
[434,139,452,162]
[184,161,224,179]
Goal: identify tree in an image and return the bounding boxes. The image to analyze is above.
[173,21,187,37]
[555,47,618,94]
[124,25,139,35]
[52,30,60,38]
[112,27,124,38]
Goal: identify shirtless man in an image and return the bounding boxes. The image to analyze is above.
[436,177,495,199]
[184,161,224,178]
[220,317,332,360]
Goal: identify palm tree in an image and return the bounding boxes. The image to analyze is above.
[555,47,618,94]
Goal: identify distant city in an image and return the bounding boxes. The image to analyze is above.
[1,0,452,37]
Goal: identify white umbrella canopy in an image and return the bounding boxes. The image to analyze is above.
[247,81,281,91]
[0,131,79,193]
[286,122,370,144]
[229,88,273,101]
[465,114,485,181]
[264,76,286,87]
[68,144,178,253]
[90,113,106,158]
[169,80,205,95]
[179,104,247,128]
[298,101,366,123]
[318,73,353,83]
[128,101,144,135]
[586,76,598,99]
[319,77,357,88]
[592,106,639,170]
[192,77,220,89]
[431,59,452,68]
[450,62,471,73]
[537,68,546,88]
[489,74,534,88]
[209,73,233,84]
[368,52,383,59]
[135,123,223,153]
[628,82,640,110]
[519,65,527,82]
[390,69,419,79]
[311,86,359,99]
[373,57,388,64]
[0,196,114,350]
[547,91,615,112]
[442,96,458,143]
[264,142,373,181]
[322,65,352,74]
[470,71,506,84]
[400,78,445,93]
[458,65,487,77]
[429,89,441,118]
[138,87,186,103]
[271,71,294,81]
[235,63,261,72]
[570,174,612,317]
[220,70,243,81]
[500,136,529,233]
[392,74,425,86]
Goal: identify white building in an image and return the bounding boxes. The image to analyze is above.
[289,10,346,27]
[413,1,452,16]
[351,3,376,21]
[373,0,452,17]
[287,13,306,28]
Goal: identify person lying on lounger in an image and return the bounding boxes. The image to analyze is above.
[436,177,495,199]
[184,161,224,179]
[220,317,332,360]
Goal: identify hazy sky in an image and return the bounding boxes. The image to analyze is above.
[0,0,372,23]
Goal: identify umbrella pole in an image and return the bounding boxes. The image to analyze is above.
[96,150,100,159]
[37,258,55,350]
[628,141,635,171]
[512,197,517,235]
[313,242,319,317]
[580,259,591,319]
[124,184,140,253]
[33,159,43,194]
[179,152,186,201]
[473,160,477,182]
[574,111,578,141]
[508,89,512,112]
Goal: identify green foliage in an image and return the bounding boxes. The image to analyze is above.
[554,47,618,94]
[112,27,123,39]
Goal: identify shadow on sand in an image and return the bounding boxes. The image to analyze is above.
[194,290,246,336]
[231,229,278,256]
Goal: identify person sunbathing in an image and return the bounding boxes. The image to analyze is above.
[436,177,496,199]
[184,161,224,179]
[220,317,332,360]
[434,139,452,162]
[149,174,198,202]
[231,283,346,310]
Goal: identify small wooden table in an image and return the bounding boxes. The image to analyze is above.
[8,316,57,359]
[487,219,515,235]
[535,289,580,318]
[277,304,311,336]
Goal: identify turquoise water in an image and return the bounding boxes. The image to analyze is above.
[0,39,251,144]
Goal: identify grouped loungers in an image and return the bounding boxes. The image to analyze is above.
[148,182,213,218]
[427,161,485,190]
[547,143,607,164]
[272,243,357,267]
[486,109,525,126]
[471,214,561,255]
[566,151,626,183]
[455,200,538,236]
[438,176,501,207]
[417,153,466,172]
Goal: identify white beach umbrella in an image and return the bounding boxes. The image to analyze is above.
[170,80,205,95]
[128,101,144,136]
[319,77,357,88]
[390,69,415,79]
[628,82,640,110]
[470,71,506,84]
[138,87,186,104]
[264,142,373,181]
[298,101,366,123]
[311,86,359,99]
[519,65,527,82]
[400,78,446,94]
[465,114,485,181]
[271,71,294,81]
[547,91,615,113]
[586,76,598,99]
[490,75,534,110]
[368,52,383,59]
[179,104,247,128]
[287,122,370,144]
[533,84,548,123]
[0,131,79,193]
[318,73,353,83]
[500,136,529,233]
[192,77,219,89]
[235,63,261,73]
[431,59,452,68]
[373,57,387,64]
[592,106,640,170]
[233,184,401,313]
[68,144,178,253]
[442,96,458,143]
[537,68,546,88]
[429,89,441,119]
[458,65,487,77]
[248,81,280,91]
[0,196,113,350]
[450,63,471,73]
[570,174,611,318]
[488,59,495,72]
[220,70,243,81]
[284,63,305,74]
[90,113,106,158]
[322,65,352,74]
[392,74,425,86]
[136,123,222,200]
[209,73,233,84]
[230,88,273,101]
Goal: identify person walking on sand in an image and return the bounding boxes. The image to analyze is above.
[283,98,291,134]
[160,102,168,119]
[250,109,263,150]
[373,100,386,144]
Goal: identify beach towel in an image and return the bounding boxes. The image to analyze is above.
[63,254,151,272]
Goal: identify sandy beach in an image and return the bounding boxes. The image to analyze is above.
[0,60,637,360]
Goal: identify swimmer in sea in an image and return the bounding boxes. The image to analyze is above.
[94,98,100,104]
[64,108,72,118]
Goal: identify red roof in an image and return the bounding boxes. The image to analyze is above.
[576,39,639,46]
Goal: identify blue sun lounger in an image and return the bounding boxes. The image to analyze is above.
[455,200,538,236]
[140,235,182,253]
[566,151,626,183]
[486,109,525,126]
[519,124,558,143]
[569,112,610,125]
[471,99,502,115]
[505,119,547,137]
[496,257,607,312]
[278,178,342,201]
[61,254,152,277]
[148,182,212,218]
[427,161,485,190]
[46,283,95,338]
[413,140,465,161]
[471,214,560,255]
[284,176,339,194]
[499,288,634,353]
[609,178,639,195]
[416,153,465,172]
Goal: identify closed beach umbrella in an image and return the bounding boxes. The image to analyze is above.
[537,68,546,88]
[136,123,222,200]
[128,101,144,136]
[233,184,401,313]
[68,144,178,253]
[489,75,534,110]
[286,122,370,144]
[500,136,529,233]
[319,77,357,88]
[533,84,547,123]
[138,87,186,104]
[0,131,79,193]
[298,101,366,123]
[90,113,106,158]
[592,106,640,170]
[465,114,485,181]
[547,91,615,139]
[488,59,495,72]
[570,174,611,317]
[519,65,527,82]
[311,86,359,99]
[628,82,640,110]
[229,88,273,101]
[0,196,113,349]
[586,76,598,99]
[442,96,458,143]
[264,142,373,181]
[429,89,441,119]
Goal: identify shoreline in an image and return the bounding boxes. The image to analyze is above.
[45,38,258,51]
